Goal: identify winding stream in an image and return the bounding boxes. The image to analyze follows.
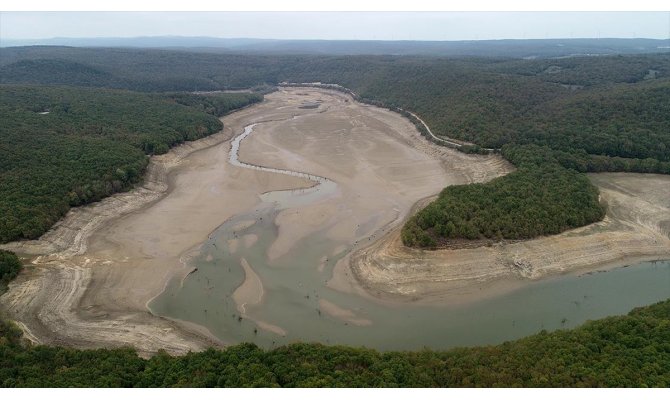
[229,122,338,208]
[149,121,670,351]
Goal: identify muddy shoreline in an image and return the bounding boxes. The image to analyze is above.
[0,117,246,356]
[0,93,317,355]
[346,173,670,305]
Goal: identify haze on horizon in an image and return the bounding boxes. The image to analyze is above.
[1,11,669,42]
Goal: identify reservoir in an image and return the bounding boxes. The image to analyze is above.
[149,216,670,350]
[149,121,670,351]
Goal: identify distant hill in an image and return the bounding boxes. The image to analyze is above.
[2,37,669,58]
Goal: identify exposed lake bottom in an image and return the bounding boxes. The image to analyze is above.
[149,121,670,351]
[150,223,670,350]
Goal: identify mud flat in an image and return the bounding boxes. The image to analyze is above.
[0,90,321,355]
[147,88,518,348]
[349,173,670,304]
[236,89,513,275]
[0,87,510,354]
[4,86,664,354]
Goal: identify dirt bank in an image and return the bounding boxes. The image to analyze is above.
[349,173,670,304]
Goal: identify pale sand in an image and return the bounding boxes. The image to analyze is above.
[227,238,239,254]
[267,202,339,261]
[233,259,287,337]
[232,258,264,314]
[242,234,258,249]
[238,89,513,272]
[319,299,372,326]
[232,220,257,232]
[254,320,287,336]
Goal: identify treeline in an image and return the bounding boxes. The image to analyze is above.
[402,160,605,247]
[353,58,670,164]
[1,298,669,387]
[3,47,667,167]
[515,79,670,163]
[0,250,21,293]
[0,85,262,243]
[502,144,670,175]
[165,92,263,117]
[487,53,670,86]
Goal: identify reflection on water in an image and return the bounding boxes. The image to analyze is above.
[149,123,670,350]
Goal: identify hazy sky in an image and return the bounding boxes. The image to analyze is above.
[1,11,669,41]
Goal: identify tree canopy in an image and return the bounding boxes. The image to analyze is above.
[0,85,261,243]
[0,250,21,292]
[1,298,669,387]
[2,48,668,244]
[402,161,605,247]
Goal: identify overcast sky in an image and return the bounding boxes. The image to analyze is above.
[1,11,669,41]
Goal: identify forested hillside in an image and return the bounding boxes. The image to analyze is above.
[2,47,669,244]
[1,299,669,387]
[3,37,668,57]
[2,47,667,166]
[0,86,261,242]
[0,250,21,293]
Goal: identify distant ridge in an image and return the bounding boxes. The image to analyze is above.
[2,36,669,58]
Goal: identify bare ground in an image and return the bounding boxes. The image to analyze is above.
[348,173,670,304]
[0,92,318,356]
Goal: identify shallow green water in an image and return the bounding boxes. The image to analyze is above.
[148,123,670,350]
[149,199,670,350]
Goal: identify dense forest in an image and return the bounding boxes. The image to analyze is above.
[0,47,670,161]
[402,160,605,247]
[2,48,667,165]
[1,298,668,387]
[1,47,669,244]
[0,250,21,293]
[2,47,668,165]
[0,85,261,243]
